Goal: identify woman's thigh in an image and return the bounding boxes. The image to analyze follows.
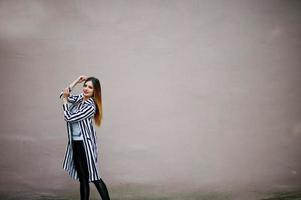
[72,140,89,180]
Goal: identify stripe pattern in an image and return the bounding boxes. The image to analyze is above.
[62,93,101,182]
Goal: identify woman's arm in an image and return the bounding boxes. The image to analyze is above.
[60,75,87,99]
[67,75,88,94]
[63,102,96,122]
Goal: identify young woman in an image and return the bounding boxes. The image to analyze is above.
[60,76,110,200]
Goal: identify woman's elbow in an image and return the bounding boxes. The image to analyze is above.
[63,112,72,122]
[64,116,70,122]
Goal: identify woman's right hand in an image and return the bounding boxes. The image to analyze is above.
[77,75,88,83]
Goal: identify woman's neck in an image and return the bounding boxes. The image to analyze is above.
[83,96,90,102]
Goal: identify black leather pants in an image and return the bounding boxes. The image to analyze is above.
[72,140,110,200]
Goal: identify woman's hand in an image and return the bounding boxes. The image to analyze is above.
[77,75,88,83]
[62,87,70,99]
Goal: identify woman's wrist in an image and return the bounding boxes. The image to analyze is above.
[62,97,68,103]
[68,86,72,92]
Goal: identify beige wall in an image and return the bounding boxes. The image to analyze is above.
[0,0,301,193]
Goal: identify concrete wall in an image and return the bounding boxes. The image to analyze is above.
[0,0,301,193]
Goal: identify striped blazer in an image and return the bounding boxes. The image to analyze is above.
[61,93,101,182]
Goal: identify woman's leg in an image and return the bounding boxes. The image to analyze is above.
[93,178,110,200]
[72,140,90,200]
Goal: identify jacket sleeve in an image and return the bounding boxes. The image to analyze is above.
[59,91,80,103]
[67,94,80,103]
[62,103,96,122]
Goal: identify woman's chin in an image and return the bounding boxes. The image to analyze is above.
[83,94,92,98]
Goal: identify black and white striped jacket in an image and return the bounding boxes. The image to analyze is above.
[61,93,101,182]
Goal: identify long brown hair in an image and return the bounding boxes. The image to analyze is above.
[85,77,102,127]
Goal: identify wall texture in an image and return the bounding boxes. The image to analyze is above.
[0,0,301,194]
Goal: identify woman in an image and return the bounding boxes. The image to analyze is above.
[60,75,110,200]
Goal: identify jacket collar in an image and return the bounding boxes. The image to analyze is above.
[78,93,94,105]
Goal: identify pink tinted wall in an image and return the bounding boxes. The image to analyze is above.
[0,0,301,193]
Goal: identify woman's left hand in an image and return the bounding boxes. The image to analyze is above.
[62,87,70,99]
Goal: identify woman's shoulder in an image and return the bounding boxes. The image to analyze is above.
[87,98,96,106]
[82,96,96,108]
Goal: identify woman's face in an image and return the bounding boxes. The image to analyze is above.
[83,80,94,98]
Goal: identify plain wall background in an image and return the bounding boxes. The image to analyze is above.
[0,0,301,193]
